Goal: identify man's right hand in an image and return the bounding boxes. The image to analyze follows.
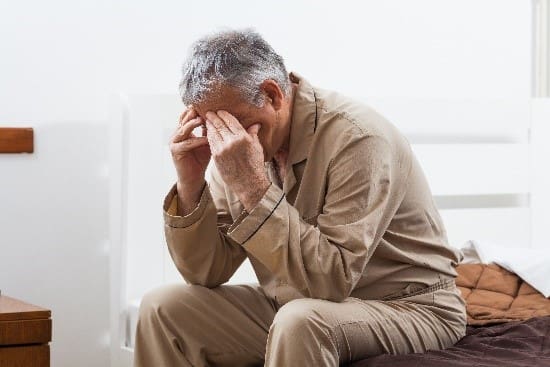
[170,107,211,215]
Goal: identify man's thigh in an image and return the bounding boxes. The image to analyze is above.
[136,283,278,367]
[273,288,466,365]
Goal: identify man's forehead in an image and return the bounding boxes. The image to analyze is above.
[194,95,253,121]
[194,103,246,120]
[195,84,241,107]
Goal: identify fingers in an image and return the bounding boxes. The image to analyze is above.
[246,124,262,150]
[205,111,233,135]
[217,110,246,134]
[172,117,204,143]
[179,107,197,125]
[171,136,209,152]
[246,123,261,136]
[205,119,224,149]
[178,110,188,124]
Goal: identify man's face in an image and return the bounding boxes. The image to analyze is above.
[194,85,281,162]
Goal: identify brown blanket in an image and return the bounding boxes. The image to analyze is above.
[347,265,550,366]
[350,316,550,367]
[456,263,550,325]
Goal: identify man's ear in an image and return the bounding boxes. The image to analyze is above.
[260,80,285,111]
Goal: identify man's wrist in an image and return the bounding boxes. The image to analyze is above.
[176,180,206,216]
[238,179,271,212]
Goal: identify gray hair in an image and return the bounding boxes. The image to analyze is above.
[179,28,291,107]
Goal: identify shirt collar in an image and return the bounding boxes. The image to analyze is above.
[286,71,316,166]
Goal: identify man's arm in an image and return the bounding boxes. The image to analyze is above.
[163,164,247,288]
[227,134,406,302]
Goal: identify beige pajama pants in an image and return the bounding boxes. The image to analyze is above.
[133,280,466,366]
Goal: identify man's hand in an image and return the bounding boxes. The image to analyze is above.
[170,108,211,215]
[205,110,271,212]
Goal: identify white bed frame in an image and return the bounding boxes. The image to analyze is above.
[108,95,550,367]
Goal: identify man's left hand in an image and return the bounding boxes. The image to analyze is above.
[205,110,271,212]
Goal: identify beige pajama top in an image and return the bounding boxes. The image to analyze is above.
[163,72,463,306]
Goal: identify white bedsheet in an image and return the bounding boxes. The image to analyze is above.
[460,240,550,298]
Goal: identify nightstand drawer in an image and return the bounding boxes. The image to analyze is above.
[0,345,49,367]
[0,295,51,367]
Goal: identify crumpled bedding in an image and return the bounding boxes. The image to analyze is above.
[456,263,550,325]
[347,264,550,367]
[460,240,550,297]
[350,316,550,367]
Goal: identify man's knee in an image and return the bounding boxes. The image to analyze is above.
[138,283,205,325]
[266,299,339,365]
[270,298,332,339]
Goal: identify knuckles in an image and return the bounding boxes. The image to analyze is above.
[213,137,251,157]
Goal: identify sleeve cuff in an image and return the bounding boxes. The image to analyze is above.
[227,183,285,244]
[163,182,211,228]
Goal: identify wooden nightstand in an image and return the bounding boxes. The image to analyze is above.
[0,294,52,367]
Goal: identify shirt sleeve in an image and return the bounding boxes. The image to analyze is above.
[163,166,247,288]
[227,135,406,302]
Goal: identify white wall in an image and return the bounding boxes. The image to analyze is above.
[0,1,533,366]
[0,121,111,366]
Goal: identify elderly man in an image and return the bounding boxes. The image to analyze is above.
[134,29,466,367]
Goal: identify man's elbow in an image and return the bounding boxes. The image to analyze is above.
[180,270,226,289]
[324,293,348,303]
[310,283,352,303]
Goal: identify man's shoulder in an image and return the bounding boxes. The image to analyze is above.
[311,86,411,157]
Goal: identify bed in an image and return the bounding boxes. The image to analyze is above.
[109,95,550,366]
[349,263,550,366]
[351,315,550,367]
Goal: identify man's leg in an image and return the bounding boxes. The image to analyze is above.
[265,286,466,366]
[134,283,278,367]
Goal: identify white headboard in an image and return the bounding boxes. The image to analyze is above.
[369,98,531,248]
